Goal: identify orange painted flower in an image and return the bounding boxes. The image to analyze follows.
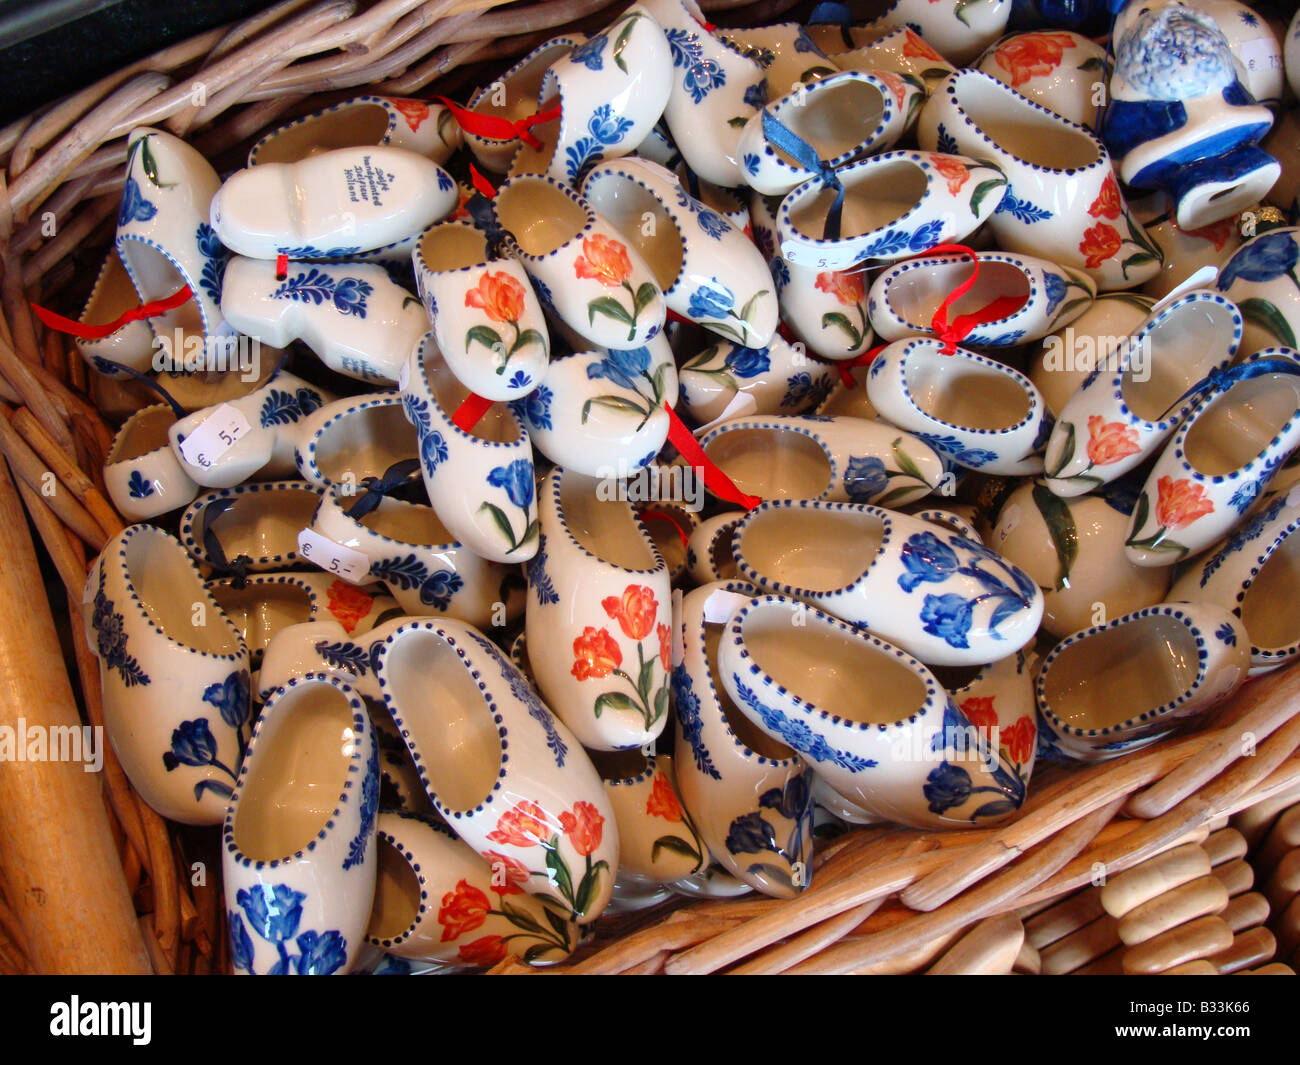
[574,232,632,287]
[465,270,526,323]
[1182,219,1233,251]
[437,878,490,941]
[481,850,530,896]
[931,154,971,195]
[325,578,373,634]
[602,584,659,640]
[814,269,866,306]
[1001,716,1036,766]
[645,770,683,821]
[959,695,998,733]
[571,626,622,681]
[1085,414,1141,466]
[559,800,604,857]
[993,32,1077,88]
[486,799,552,848]
[458,934,508,966]
[874,70,908,110]
[1079,222,1122,269]
[902,28,943,62]
[389,97,430,131]
[1088,172,1122,220]
[657,622,671,671]
[1155,476,1214,529]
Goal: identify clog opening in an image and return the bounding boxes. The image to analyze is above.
[954,76,1099,170]
[702,427,832,499]
[360,496,457,547]
[117,238,207,335]
[792,157,925,242]
[741,604,929,725]
[423,345,522,444]
[1242,533,1300,652]
[367,835,422,941]
[704,623,794,759]
[85,251,146,323]
[471,41,572,128]
[161,358,274,408]
[108,404,175,462]
[817,381,878,419]
[124,531,240,655]
[887,260,1030,330]
[775,76,886,167]
[507,75,562,175]
[209,581,314,653]
[315,403,421,482]
[253,103,390,165]
[904,347,1030,430]
[581,171,683,291]
[929,663,984,692]
[496,178,587,256]
[1123,301,1238,421]
[383,627,503,811]
[1184,374,1300,476]
[638,505,690,576]
[199,488,319,562]
[418,223,489,273]
[1042,614,1198,731]
[588,747,650,782]
[558,470,657,571]
[685,170,743,218]
[232,682,357,861]
[709,519,742,579]
[739,505,884,593]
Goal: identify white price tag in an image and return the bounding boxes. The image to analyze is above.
[702,589,751,625]
[1238,37,1280,74]
[297,528,370,583]
[178,404,251,469]
[671,588,685,669]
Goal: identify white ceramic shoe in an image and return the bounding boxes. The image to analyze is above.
[248,95,462,167]
[74,249,159,376]
[294,392,419,491]
[679,337,838,423]
[179,480,323,572]
[974,31,1110,128]
[104,403,199,520]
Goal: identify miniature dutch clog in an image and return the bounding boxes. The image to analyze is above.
[679,337,837,423]
[989,479,1169,638]
[206,574,322,667]
[732,500,1043,667]
[1035,603,1251,758]
[1137,197,1241,300]
[975,31,1110,128]
[634,500,699,585]
[210,147,458,259]
[719,22,839,92]
[221,256,426,384]
[1169,492,1300,674]
[846,0,1013,66]
[1042,290,1243,497]
[937,650,1038,788]
[581,157,777,347]
[717,594,1027,829]
[401,336,539,563]
[180,481,323,572]
[865,338,1052,476]
[88,525,250,825]
[1214,228,1300,357]
[257,619,377,702]
[115,128,229,348]
[829,27,957,101]
[779,261,878,362]
[672,581,814,897]
[375,618,617,923]
[698,413,944,506]
[525,466,671,751]
[223,674,378,975]
[366,812,577,966]
[74,249,158,376]
[294,392,418,490]
[918,70,1162,290]
[686,511,745,584]
[1124,349,1300,566]
[494,173,667,348]
[104,403,199,520]
[248,95,461,167]
[412,219,549,401]
[776,149,1007,270]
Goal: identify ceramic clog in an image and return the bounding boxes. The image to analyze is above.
[180,481,323,572]
[210,147,458,259]
[868,251,1096,347]
[672,580,814,897]
[221,256,425,384]
[248,96,461,167]
[776,149,1007,271]
[1035,603,1251,757]
[525,466,672,751]
[716,594,1027,829]
[375,618,617,923]
[686,511,745,584]
[849,0,1014,66]
[936,649,1038,788]
[366,811,577,966]
[634,500,699,585]
[732,499,1043,667]
[1125,350,1300,566]
[257,619,379,702]
[777,260,878,362]
[812,774,882,827]
[223,674,378,975]
[206,574,322,667]
[1041,290,1243,497]
[698,413,944,506]
[918,70,1163,290]
[633,0,766,187]
[75,249,159,376]
[865,337,1051,476]
[829,27,958,102]
[88,525,251,825]
[294,392,419,491]
[401,335,539,563]
[1213,227,1300,357]
[158,353,279,413]
[581,157,777,347]
[1137,197,1241,300]
[988,479,1170,639]
[975,31,1110,128]
[679,337,837,423]
[412,219,549,401]
[494,173,667,348]
[115,128,229,348]
[104,403,199,520]
[719,22,839,93]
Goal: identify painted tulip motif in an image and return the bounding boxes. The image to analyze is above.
[1079,223,1122,270]
[1217,231,1300,348]
[569,583,670,731]
[482,458,539,555]
[574,233,657,342]
[325,579,374,634]
[1076,177,1160,279]
[1126,475,1215,559]
[1088,173,1122,221]
[930,155,971,196]
[815,269,870,349]
[435,873,573,966]
[686,277,771,346]
[485,799,610,922]
[390,97,430,131]
[643,767,706,870]
[993,33,1079,88]
[584,345,672,430]
[1046,414,1141,486]
[464,271,547,375]
[959,695,1035,775]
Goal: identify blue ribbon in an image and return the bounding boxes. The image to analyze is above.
[466,192,512,258]
[1167,356,1300,417]
[95,358,186,419]
[808,1,854,49]
[345,457,421,519]
[762,109,845,241]
[200,497,252,589]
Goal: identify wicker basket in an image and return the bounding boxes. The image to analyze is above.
[1,0,1298,977]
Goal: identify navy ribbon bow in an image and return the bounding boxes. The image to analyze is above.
[808,1,854,50]
[200,497,253,589]
[762,109,845,241]
[1168,355,1300,417]
[345,457,422,519]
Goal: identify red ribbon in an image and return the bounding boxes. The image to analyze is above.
[663,401,762,510]
[434,96,561,152]
[469,164,497,200]
[637,507,692,548]
[452,392,494,432]
[275,253,289,280]
[31,284,193,340]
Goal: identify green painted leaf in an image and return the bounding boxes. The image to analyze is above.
[637,656,656,702]
[139,135,177,188]
[612,12,642,74]
[509,327,547,356]
[1050,296,1091,325]
[466,324,504,355]
[727,116,748,129]
[542,904,571,944]
[589,295,634,326]
[969,177,1006,216]
[1131,488,1150,534]
[497,899,547,936]
[875,484,924,507]
[953,0,972,26]
[593,691,637,718]
[653,684,668,724]
[738,289,769,326]
[1077,56,1105,71]
[651,362,669,404]
[891,437,930,484]
[922,67,951,82]
[479,501,517,546]
[1046,420,1076,478]
[1031,483,1078,590]
[652,835,701,863]
[402,295,421,309]
[544,847,574,906]
[683,344,723,371]
[437,106,456,146]
[1121,251,1157,278]
[582,395,648,423]
[522,942,550,964]
[821,310,861,347]
[633,282,658,315]
[1239,298,1298,348]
